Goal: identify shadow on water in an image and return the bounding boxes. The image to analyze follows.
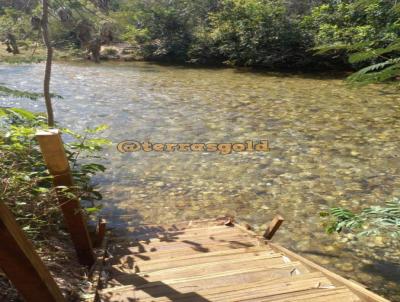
[361,259,400,284]
[69,58,352,80]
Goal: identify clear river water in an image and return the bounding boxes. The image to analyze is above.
[0,61,399,300]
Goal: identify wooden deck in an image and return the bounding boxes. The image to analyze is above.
[98,219,389,302]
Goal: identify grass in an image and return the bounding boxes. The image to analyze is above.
[0,42,47,63]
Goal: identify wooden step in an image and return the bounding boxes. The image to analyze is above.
[113,252,287,278]
[102,265,309,297]
[107,261,308,287]
[111,231,258,252]
[109,238,260,263]
[122,235,257,254]
[99,271,362,302]
[112,225,245,243]
[129,287,360,302]
[114,248,278,273]
[104,269,318,297]
[112,219,230,238]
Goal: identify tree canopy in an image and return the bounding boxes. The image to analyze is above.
[1,0,400,82]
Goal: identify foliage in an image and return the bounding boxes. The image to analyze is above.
[114,0,400,70]
[2,0,400,76]
[0,107,110,241]
[0,7,36,41]
[345,40,400,85]
[320,198,400,238]
[196,0,310,68]
[115,0,316,68]
[114,0,206,61]
[308,0,400,83]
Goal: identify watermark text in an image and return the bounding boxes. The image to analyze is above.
[117,140,269,155]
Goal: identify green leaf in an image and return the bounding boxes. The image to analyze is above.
[85,206,101,214]
[349,42,400,64]
[34,187,50,193]
[85,124,109,134]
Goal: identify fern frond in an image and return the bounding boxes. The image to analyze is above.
[313,41,373,55]
[347,62,400,85]
[349,41,400,64]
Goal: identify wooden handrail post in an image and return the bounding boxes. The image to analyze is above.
[36,129,95,267]
[263,215,284,240]
[0,202,66,302]
[94,218,106,248]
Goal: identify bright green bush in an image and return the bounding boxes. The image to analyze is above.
[321,198,400,238]
[0,106,110,241]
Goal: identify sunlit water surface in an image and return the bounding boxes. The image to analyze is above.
[1,62,399,299]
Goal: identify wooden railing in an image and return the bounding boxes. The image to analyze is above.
[0,201,66,302]
[36,129,95,267]
[0,128,105,301]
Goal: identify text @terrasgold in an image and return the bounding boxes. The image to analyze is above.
[117,140,269,155]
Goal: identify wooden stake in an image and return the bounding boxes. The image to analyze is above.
[263,215,284,240]
[36,129,95,267]
[94,218,106,248]
[0,202,65,302]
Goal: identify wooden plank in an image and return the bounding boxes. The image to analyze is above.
[268,242,390,302]
[115,252,285,277]
[133,232,256,249]
[125,288,359,302]
[255,287,361,302]
[263,215,284,240]
[113,240,259,261]
[109,261,307,287]
[112,220,224,237]
[234,221,387,301]
[103,272,353,302]
[140,281,348,302]
[101,262,310,298]
[100,272,327,302]
[119,225,244,242]
[116,246,272,266]
[115,249,278,273]
[36,129,95,267]
[0,202,65,302]
[100,272,326,300]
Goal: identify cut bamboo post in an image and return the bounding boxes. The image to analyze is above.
[263,215,284,240]
[36,129,95,267]
[0,202,66,302]
[94,218,106,248]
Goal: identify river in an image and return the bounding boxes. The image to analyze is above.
[0,61,399,300]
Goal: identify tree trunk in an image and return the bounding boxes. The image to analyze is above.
[6,33,19,54]
[41,0,55,127]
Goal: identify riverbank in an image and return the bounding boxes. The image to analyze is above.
[0,43,85,64]
[0,42,141,64]
[0,42,354,75]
